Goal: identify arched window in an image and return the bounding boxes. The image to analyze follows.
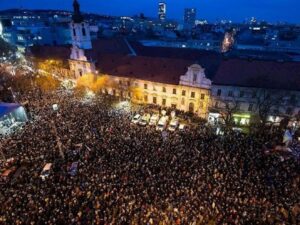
[82,26,86,36]
[189,102,194,113]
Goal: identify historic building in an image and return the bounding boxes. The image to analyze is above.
[28,0,300,125]
[65,0,212,118]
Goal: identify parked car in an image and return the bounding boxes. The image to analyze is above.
[168,119,179,131]
[131,114,141,124]
[139,114,151,126]
[156,116,169,131]
[40,163,52,180]
[149,114,160,126]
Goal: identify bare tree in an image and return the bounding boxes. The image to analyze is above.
[255,89,284,125]
[216,96,240,130]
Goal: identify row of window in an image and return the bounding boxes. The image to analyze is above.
[215,101,294,115]
[144,83,205,99]
[72,25,86,37]
[217,89,256,98]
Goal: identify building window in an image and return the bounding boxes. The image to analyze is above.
[193,73,197,82]
[201,94,205,100]
[217,89,222,96]
[153,97,157,104]
[162,87,166,93]
[153,86,157,91]
[215,101,219,108]
[240,91,244,98]
[189,102,194,113]
[248,103,253,112]
[286,108,293,115]
[182,90,186,96]
[144,95,148,102]
[228,90,233,97]
[82,26,86,36]
[173,88,177,94]
[181,98,185,105]
[113,89,116,96]
[144,83,148,89]
[171,104,177,109]
[119,80,122,85]
[252,92,257,98]
[191,92,195,98]
[73,28,76,36]
[76,50,80,59]
[162,99,166,106]
[127,81,131,86]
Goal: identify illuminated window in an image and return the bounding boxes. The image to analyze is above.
[181,98,185,105]
[173,88,176,94]
[182,90,186,96]
[144,95,148,102]
[153,97,157,104]
[191,92,195,98]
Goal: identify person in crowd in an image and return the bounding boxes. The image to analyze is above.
[0,89,299,225]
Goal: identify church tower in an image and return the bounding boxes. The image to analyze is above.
[71,0,92,50]
[69,0,95,77]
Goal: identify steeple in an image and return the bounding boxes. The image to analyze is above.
[72,0,84,23]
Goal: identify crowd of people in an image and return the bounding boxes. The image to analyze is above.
[0,90,299,225]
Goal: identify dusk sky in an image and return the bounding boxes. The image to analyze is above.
[1,0,300,23]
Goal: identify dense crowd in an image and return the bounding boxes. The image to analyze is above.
[0,90,299,225]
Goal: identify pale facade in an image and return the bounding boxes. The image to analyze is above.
[102,67,211,118]
[68,1,212,118]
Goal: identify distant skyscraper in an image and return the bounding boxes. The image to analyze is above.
[184,8,197,29]
[158,2,166,21]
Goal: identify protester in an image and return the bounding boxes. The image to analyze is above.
[0,90,299,225]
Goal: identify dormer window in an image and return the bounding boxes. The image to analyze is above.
[193,72,197,82]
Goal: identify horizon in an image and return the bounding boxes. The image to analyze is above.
[0,0,300,23]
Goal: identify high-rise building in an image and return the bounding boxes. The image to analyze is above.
[158,2,166,21]
[184,8,197,29]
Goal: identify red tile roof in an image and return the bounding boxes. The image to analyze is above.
[97,54,193,85]
[28,45,71,61]
[214,59,300,91]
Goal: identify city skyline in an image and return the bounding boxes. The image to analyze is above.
[0,0,300,23]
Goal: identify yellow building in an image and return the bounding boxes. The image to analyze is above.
[99,63,211,118]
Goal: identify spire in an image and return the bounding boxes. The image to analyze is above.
[72,0,84,23]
